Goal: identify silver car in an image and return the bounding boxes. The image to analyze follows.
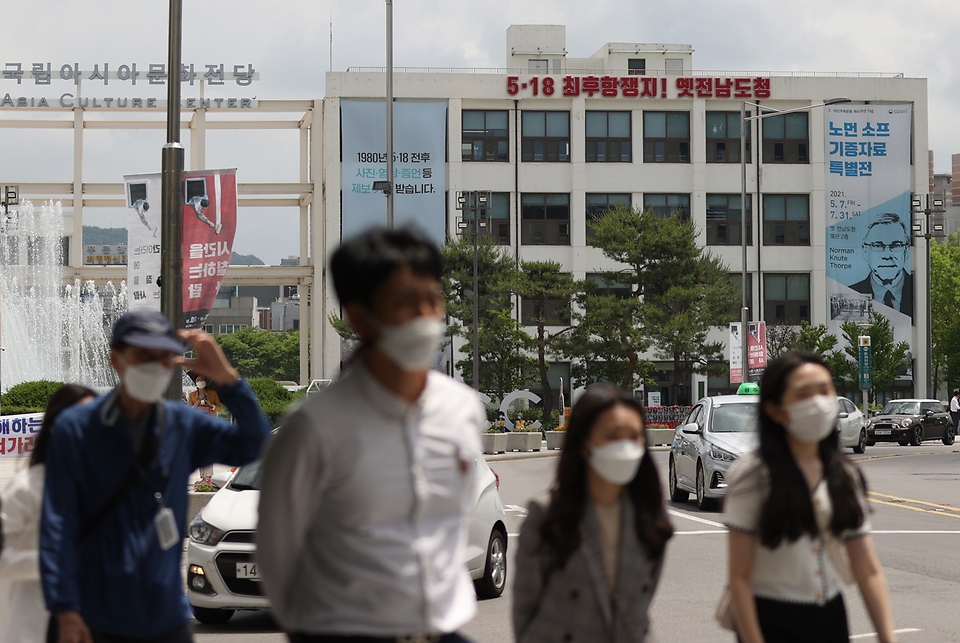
[668,395,759,510]
[837,396,868,454]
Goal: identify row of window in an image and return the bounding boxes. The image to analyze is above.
[462,109,808,164]
[464,192,810,247]
[523,272,810,327]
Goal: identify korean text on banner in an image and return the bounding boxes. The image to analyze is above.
[824,104,913,356]
[340,100,447,245]
[0,413,43,458]
[729,322,767,384]
[182,169,238,329]
[124,173,163,312]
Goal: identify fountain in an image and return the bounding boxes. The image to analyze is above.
[0,200,125,392]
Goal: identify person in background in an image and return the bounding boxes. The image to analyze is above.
[40,311,272,643]
[0,385,96,643]
[513,383,673,643]
[950,389,960,433]
[257,227,483,643]
[724,352,897,643]
[187,375,221,417]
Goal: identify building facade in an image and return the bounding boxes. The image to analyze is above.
[320,24,930,404]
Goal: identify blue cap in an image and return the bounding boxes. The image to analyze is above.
[111,310,184,354]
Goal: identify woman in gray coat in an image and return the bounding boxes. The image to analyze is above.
[513,384,673,643]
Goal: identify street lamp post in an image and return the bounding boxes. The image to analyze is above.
[0,185,17,414]
[739,98,850,383]
[456,191,490,391]
[384,0,395,229]
[911,194,946,397]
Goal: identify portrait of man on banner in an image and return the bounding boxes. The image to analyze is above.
[846,211,913,320]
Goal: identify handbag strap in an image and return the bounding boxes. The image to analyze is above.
[75,403,165,546]
[811,484,856,586]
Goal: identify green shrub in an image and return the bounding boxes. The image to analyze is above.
[248,377,295,425]
[1,381,67,415]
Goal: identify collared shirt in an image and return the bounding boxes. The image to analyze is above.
[722,452,870,606]
[257,364,484,636]
[951,397,960,414]
[871,272,904,311]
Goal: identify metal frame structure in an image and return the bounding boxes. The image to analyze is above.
[0,99,327,385]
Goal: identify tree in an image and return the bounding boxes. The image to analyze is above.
[216,327,301,382]
[517,261,582,419]
[456,309,535,402]
[839,312,912,401]
[930,234,960,392]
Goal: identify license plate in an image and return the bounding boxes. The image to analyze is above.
[874,429,891,435]
[235,562,260,579]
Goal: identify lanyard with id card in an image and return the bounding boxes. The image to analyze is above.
[132,404,179,551]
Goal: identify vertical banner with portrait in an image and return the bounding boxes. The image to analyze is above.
[729,321,768,384]
[181,169,238,329]
[824,104,913,350]
[124,173,163,312]
[340,99,447,245]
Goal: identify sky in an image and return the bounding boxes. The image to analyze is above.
[1,0,959,264]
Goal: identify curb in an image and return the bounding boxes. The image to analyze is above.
[483,444,671,462]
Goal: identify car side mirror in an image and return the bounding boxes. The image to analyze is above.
[838,412,849,419]
[681,423,700,435]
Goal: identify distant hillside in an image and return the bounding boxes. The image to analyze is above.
[82,226,264,265]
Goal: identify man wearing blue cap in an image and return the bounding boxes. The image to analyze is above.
[40,310,272,643]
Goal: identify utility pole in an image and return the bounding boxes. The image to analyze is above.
[911,194,946,398]
[161,0,184,400]
[456,191,490,391]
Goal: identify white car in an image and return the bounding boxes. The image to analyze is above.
[837,396,868,454]
[186,456,508,624]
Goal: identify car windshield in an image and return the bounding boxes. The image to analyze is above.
[229,460,262,491]
[709,403,759,433]
[881,401,920,416]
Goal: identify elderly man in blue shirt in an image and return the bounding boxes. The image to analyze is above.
[40,311,272,643]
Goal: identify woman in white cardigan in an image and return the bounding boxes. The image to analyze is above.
[0,384,95,643]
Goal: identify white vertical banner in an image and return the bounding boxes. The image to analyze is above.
[824,104,913,351]
[340,99,447,244]
[124,173,163,312]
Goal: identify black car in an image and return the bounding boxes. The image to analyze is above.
[866,399,956,447]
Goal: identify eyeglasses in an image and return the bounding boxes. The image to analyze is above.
[863,241,908,253]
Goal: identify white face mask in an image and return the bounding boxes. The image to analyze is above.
[783,394,838,443]
[196,380,207,389]
[374,316,445,373]
[587,439,645,485]
[122,359,173,403]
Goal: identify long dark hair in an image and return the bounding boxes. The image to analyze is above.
[539,383,673,568]
[30,384,96,467]
[757,352,866,548]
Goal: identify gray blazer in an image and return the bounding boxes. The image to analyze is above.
[512,495,664,643]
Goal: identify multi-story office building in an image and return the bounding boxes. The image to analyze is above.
[320,24,929,405]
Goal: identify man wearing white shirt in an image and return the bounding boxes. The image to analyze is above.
[950,389,960,434]
[257,227,484,643]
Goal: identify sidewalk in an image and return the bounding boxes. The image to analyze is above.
[484,442,670,462]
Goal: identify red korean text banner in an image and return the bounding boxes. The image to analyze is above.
[182,169,237,329]
[729,321,768,384]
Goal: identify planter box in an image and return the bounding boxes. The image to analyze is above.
[506,432,542,452]
[544,431,566,450]
[481,432,508,454]
[647,428,676,447]
[187,490,216,525]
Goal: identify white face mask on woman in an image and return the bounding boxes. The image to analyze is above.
[122,360,173,403]
[587,439,646,485]
[783,394,838,443]
[370,315,445,373]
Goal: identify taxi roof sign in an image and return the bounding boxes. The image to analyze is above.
[737,382,760,395]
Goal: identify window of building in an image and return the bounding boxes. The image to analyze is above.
[586,193,631,244]
[585,111,631,162]
[762,113,809,163]
[706,111,750,163]
[203,324,214,334]
[665,58,684,74]
[764,273,810,324]
[643,193,690,220]
[461,110,508,162]
[522,194,570,245]
[643,112,690,163]
[462,192,511,245]
[521,296,571,326]
[218,324,249,334]
[586,273,632,300]
[728,273,752,319]
[522,111,570,162]
[763,194,810,246]
[706,194,752,246]
[628,58,646,75]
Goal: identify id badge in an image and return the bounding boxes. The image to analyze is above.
[154,507,180,551]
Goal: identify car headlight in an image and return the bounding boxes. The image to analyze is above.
[189,516,226,546]
[707,444,738,462]
[900,418,912,428]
